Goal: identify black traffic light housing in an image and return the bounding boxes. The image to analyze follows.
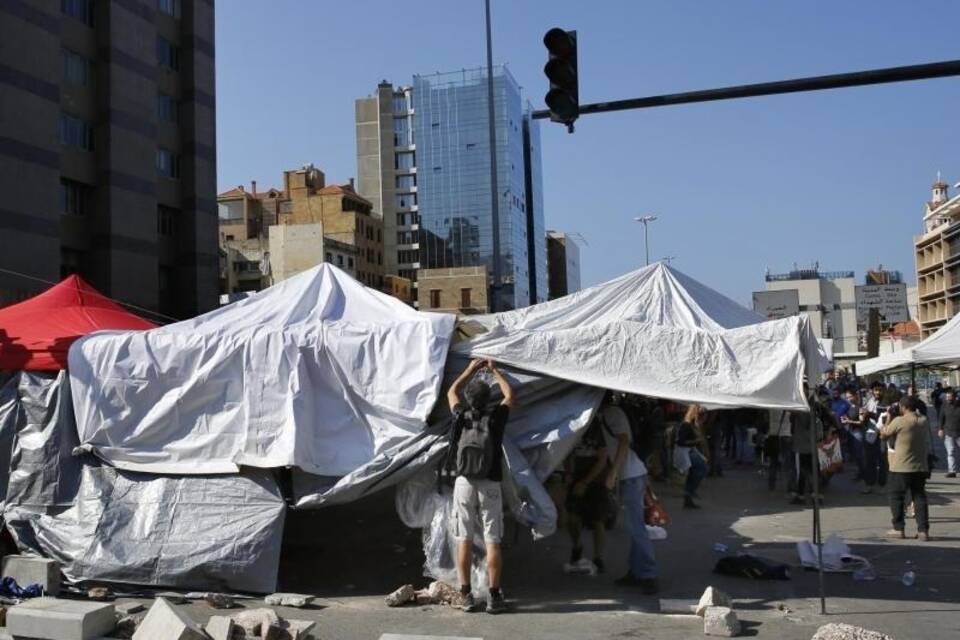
[543,28,579,132]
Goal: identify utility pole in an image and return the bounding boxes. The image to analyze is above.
[634,215,657,266]
[484,0,501,311]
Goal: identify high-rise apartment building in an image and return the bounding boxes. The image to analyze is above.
[355,66,546,311]
[546,231,581,300]
[915,175,960,337]
[0,0,217,319]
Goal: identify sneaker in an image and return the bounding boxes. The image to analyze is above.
[918,531,932,542]
[886,529,905,539]
[486,590,507,615]
[594,558,606,574]
[460,592,480,613]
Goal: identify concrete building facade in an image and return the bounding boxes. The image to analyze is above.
[915,175,960,337]
[546,231,581,300]
[355,66,547,311]
[0,0,218,319]
[760,266,860,357]
[418,266,488,315]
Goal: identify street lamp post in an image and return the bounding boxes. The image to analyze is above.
[634,215,658,266]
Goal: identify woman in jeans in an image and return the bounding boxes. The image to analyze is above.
[678,404,709,509]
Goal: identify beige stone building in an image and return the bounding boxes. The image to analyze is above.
[384,274,413,305]
[417,266,488,315]
[217,164,390,300]
[915,175,960,337]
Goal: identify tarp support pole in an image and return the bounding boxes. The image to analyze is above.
[809,397,826,615]
[910,362,916,390]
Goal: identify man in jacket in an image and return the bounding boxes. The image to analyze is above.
[937,388,959,478]
[881,396,933,540]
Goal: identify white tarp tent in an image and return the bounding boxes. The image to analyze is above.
[68,264,457,476]
[857,312,960,375]
[457,263,819,410]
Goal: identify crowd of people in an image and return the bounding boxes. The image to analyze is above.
[442,359,949,614]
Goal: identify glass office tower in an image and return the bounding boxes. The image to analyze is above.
[413,66,546,310]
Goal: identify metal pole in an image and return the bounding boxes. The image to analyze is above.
[531,59,960,120]
[644,221,650,266]
[808,398,826,615]
[484,0,501,312]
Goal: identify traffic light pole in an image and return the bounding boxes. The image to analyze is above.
[530,59,960,121]
[485,0,502,312]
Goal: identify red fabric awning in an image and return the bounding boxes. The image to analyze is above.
[0,275,156,371]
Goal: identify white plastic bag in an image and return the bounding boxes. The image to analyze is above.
[673,446,692,474]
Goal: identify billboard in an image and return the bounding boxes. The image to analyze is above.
[855,283,909,324]
[753,289,800,320]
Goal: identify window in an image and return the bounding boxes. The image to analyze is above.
[377,229,382,242]
[157,205,177,237]
[396,194,418,208]
[392,94,409,113]
[62,49,92,87]
[337,255,344,267]
[393,117,412,146]
[59,113,93,151]
[429,289,441,309]
[156,148,180,178]
[60,178,92,216]
[157,36,180,71]
[378,252,382,266]
[395,151,415,170]
[325,252,332,263]
[157,93,178,123]
[61,0,94,26]
[157,0,180,18]
[461,288,472,309]
[396,175,416,190]
[347,257,354,269]
[218,200,243,221]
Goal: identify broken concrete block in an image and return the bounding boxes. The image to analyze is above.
[283,620,317,640]
[696,586,732,616]
[205,615,242,640]
[659,598,698,614]
[426,581,458,604]
[88,586,112,601]
[154,592,188,604]
[703,606,741,637]
[1,554,61,596]
[384,584,415,607]
[204,593,236,609]
[114,612,145,639]
[264,593,314,608]
[7,597,115,640]
[131,597,206,640]
[811,623,893,640]
[263,622,287,640]
[233,607,281,637]
[116,602,146,616]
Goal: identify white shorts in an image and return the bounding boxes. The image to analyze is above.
[453,476,503,544]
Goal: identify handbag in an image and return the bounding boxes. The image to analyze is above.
[644,485,670,526]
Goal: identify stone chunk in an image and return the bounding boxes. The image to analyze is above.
[7,597,115,640]
[233,607,280,637]
[205,615,242,640]
[115,613,146,639]
[132,597,206,640]
[696,586,732,616]
[116,602,146,616]
[660,598,699,614]
[204,593,236,609]
[283,620,317,640]
[263,593,314,608]
[384,584,415,607]
[1,555,61,596]
[810,623,893,640]
[703,606,741,637]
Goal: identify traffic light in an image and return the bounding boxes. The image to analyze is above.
[543,28,579,131]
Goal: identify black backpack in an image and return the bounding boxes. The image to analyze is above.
[456,410,495,480]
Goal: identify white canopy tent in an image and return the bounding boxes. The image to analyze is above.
[857,313,960,375]
[457,263,822,410]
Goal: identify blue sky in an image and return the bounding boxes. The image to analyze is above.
[216,1,959,305]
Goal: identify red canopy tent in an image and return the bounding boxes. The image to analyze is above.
[0,275,156,371]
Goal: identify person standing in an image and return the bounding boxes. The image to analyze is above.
[841,390,866,484]
[880,396,932,541]
[938,388,960,478]
[563,421,611,573]
[599,394,659,594]
[446,358,514,614]
[790,384,825,505]
[766,409,793,492]
[677,405,708,508]
[859,406,883,494]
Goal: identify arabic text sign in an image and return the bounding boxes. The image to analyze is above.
[855,284,908,324]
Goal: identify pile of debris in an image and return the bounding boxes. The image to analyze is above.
[385,581,462,607]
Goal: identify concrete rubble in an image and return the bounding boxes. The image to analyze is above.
[696,586,732,616]
[115,612,146,639]
[233,607,281,637]
[811,623,894,640]
[385,581,460,607]
[205,615,242,640]
[703,606,742,637]
[132,597,206,640]
[384,584,416,607]
[204,593,237,609]
[117,601,147,615]
[263,593,314,608]
[6,597,116,640]
[1,555,61,596]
